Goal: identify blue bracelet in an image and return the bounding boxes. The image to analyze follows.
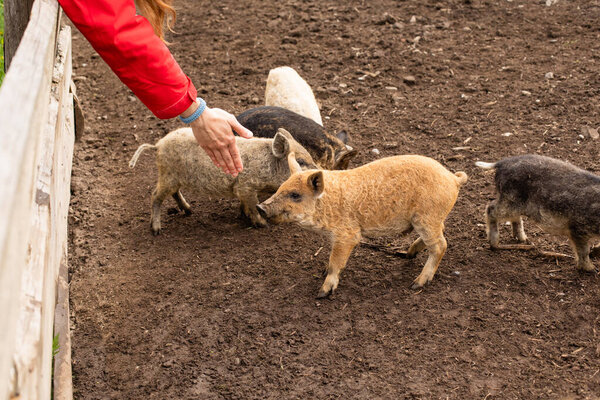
[178,97,206,124]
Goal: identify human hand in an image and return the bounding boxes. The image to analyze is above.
[189,107,253,177]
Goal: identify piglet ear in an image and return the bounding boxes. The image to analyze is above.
[276,128,294,141]
[307,171,324,197]
[287,152,302,174]
[272,130,291,158]
[333,149,358,170]
[323,146,335,168]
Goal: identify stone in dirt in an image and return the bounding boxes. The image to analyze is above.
[581,126,599,140]
[403,75,416,85]
[376,13,396,25]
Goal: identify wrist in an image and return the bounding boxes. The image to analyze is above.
[178,97,207,124]
[179,100,198,119]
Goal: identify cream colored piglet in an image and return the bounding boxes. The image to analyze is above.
[265,66,323,126]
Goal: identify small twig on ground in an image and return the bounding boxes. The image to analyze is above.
[360,241,408,257]
[493,243,573,259]
[313,246,323,257]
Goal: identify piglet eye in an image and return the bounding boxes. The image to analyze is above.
[289,192,302,201]
[297,159,307,167]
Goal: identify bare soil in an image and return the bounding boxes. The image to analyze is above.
[67,0,600,398]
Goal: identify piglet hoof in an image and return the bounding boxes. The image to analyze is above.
[578,268,598,275]
[400,251,414,259]
[411,281,424,290]
[252,219,268,229]
[578,264,597,273]
[151,223,161,236]
[240,212,268,228]
[316,288,332,299]
[183,209,192,216]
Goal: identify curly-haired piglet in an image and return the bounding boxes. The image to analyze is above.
[129,127,317,234]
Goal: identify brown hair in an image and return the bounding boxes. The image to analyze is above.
[135,0,176,40]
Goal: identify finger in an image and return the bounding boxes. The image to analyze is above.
[204,148,220,168]
[219,147,238,177]
[213,151,230,174]
[200,145,219,167]
[228,142,243,173]
[230,118,253,138]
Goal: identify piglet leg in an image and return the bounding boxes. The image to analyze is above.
[406,237,427,258]
[172,190,192,215]
[486,202,530,247]
[151,182,177,235]
[485,201,500,248]
[412,231,447,289]
[569,236,595,272]
[234,187,267,228]
[318,235,360,298]
[511,218,528,242]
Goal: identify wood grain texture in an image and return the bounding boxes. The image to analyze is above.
[12,23,73,400]
[49,26,75,400]
[0,1,63,398]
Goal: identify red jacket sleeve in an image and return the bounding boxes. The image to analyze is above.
[59,0,197,119]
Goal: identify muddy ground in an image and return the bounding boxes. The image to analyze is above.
[67,0,600,398]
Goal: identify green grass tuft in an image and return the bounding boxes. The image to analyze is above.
[52,333,60,358]
[51,333,60,399]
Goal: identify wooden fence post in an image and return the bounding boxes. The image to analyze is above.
[3,0,36,71]
[0,1,76,399]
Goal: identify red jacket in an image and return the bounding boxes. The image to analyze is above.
[59,0,197,119]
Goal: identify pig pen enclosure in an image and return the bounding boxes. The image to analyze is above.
[69,0,600,398]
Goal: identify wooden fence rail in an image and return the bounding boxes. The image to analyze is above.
[0,0,74,398]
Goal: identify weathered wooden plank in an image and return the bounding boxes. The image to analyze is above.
[10,23,73,400]
[0,0,60,398]
[52,75,75,400]
[44,25,74,400]
[53,244,73,400]
[13,93,56,398]
[3,0,36,71]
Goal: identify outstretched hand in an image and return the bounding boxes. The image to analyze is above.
[189,107,253,177]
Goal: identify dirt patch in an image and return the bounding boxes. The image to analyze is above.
[68,0,600,398]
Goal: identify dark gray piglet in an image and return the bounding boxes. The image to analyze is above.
[237,106,357,170]
[477,154,600,272]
